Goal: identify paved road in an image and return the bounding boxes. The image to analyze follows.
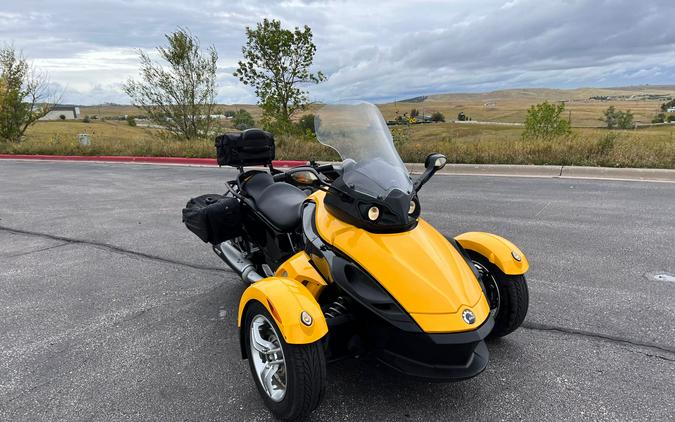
[1,160,673,421]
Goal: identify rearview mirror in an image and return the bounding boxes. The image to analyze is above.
[414,153,447,192]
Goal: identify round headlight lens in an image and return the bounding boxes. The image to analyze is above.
[408,200,416,214]
[367,206,380,221]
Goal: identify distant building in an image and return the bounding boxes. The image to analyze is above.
[667,107,675,113]
[40,105,80,120]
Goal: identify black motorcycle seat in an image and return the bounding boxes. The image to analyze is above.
[255,182,307,231]
[242,172,274,200]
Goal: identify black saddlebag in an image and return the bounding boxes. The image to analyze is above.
[182,194,242,244]
[215,129,275,167]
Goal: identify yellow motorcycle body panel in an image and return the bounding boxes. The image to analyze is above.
[455,232,529,275]
[238,277,328,344]
[310,191,490,333]
[274,251,328,299]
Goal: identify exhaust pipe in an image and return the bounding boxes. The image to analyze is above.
[213,241,263,284]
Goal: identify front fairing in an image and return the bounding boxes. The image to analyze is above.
[315,103,419,231]
[311,191,490,333]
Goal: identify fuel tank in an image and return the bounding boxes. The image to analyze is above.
[311,191,490,333]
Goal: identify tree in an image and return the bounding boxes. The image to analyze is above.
[232,109,255,130]
[431,111,445,122]
[522,101,571,139]
[234,19,325,127]
[604,106,634,129]
[123,28,218,140]
[410,108,419,118]
[0,46,57,143]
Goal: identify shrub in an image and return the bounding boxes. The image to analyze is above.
[297,114,316,135]
[223,110,236,118]
[59,114,66,120]
[604,106,634,129]
[82,115,91,123]
[127,116,137,127]
[431,112,445,122]
[232,108,255,130]
[410,108,419,118]
[522,101,571,140]
[652,113,665,124]
[668,115,675,123]
[661,99,675,112]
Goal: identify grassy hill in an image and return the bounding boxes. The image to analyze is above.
[379,85,675,127]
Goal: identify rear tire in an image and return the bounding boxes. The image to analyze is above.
[244,302,326,421]
[469,252,529,338]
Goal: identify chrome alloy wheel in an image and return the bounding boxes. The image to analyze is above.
[473,260,501,318]
[249,314,287,402]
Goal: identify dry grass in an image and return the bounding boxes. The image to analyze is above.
[2,107,674,169]
[398,123,675,168]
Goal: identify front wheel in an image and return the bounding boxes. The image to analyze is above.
[470,252,529,338]
[244,302,326,421]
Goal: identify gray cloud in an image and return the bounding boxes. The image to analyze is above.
[1,0,674,104]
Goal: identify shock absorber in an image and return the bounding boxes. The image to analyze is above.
[323,296,349,319]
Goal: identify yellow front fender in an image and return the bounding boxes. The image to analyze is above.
[238,277,328,344]
[455,232,529,275]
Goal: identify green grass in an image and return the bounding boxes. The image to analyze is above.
[1,120,673,168]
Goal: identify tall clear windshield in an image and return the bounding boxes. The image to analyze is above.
[314,103,412,198]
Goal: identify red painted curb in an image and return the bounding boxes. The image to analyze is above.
[0,154,307,168]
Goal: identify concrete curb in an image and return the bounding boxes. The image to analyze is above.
[1,154,673,182]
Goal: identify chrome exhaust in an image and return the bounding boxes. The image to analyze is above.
[213,241,263,284]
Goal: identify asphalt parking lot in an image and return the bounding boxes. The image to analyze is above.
[1,160,674,421]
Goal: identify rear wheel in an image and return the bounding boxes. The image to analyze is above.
[244,302,326,421]
[469,252,529,338]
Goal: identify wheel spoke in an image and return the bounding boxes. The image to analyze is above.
[262,364,278,396]
[249,314,287,402]
[251,323,276,354]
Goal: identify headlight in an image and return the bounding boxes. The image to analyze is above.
[367,206,380,221]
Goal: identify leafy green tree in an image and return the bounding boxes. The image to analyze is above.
[431,111,445,122]
[234,19,325,128]
[0,46,57,142]
[522,101,571,139]
[232,109,255,130]
[123,28,218,140]
[126,116,137,127]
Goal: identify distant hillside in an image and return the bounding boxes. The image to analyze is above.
[414,85,675,103]
[381,85,675,127]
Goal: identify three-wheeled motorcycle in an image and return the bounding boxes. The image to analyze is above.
[182,103,529,421]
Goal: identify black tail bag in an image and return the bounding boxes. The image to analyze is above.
[215,129,275,167]
[182,194,242,244]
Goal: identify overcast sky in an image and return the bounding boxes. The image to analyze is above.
[1,0,674,105]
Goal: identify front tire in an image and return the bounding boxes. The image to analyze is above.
[244,302,326,421]
[470,252,529,338]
